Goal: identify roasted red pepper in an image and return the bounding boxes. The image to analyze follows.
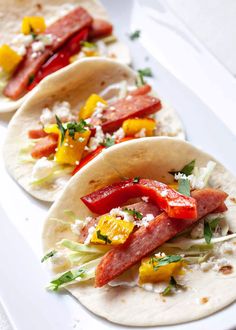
[81,178,197,220]
[72,145,105,175]
[27,27,89,90]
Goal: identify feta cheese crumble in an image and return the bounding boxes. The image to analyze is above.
[40,101,75,126]
[87,125,105,151]
[32,41,45,53]
[84,226,96,245]
[110,207,134,222]
[31,157,54,181]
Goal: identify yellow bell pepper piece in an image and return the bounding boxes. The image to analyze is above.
[44,124,59,135]
[55,130,91,165]
[79,94,107,120]
[22,16,46,35]
[91,214,134,245]
[122,118,156,137]
[0,45,22,73]
[139,256,184,284]
[169,182,178,191]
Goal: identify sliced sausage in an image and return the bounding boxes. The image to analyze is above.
[28,129,48,139]
[89,19,113,39]
[128,84,152,96]
[31,133,58,159]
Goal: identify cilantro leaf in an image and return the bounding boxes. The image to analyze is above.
[133,177,140,183]
[129,30,141,40]
[56,115,66,145]
[204,217,221,244]
[124,208,143,220]
[96,230,112,244]
[169,160,195,176]
[49,269,85,291]
[161,276,185,296]
[29,24,37,39]
[28,73,35,85]
[150,255,182,271]
[138,68,153,77]
[41,250,57,263]
[178,178,190,196]
[100,137,115,148]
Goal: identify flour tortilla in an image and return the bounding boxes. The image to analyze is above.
[42,137,236,326]
[0,0,130,113]
[4,57,184,202]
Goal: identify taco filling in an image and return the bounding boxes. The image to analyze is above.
[43,159,235,298]
[0,6,116,100]
[21,82,175,190]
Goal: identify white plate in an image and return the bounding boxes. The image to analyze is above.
[0,1,236,329]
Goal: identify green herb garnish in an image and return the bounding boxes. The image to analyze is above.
[161,276,184,296]
[28,73,35,85]
[80,41,97,49]
[100,137,115,148]
[150,255,182,271]
[29,24,37,39]
[178,178,190,196]
[49,269,85,291]
[41,250,57,263]
[204,218,221,244]
[56,115,66,145]
[129,30,141,40]
[138,68,153,77]
[133,177,140,183]
[96,230,112,244]
[124,208,143,220]
[169,160,195,176]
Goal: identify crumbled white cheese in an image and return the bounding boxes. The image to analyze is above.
[31,52,39,59]
[200,262,213,272]
[87,125,105,151]
[110,207,134,222]
[92,102,106,119]
[71,220,84,235]
[10,34,34,57]
[213,258,231,272]
[32,41,45,52]
[190,222,204,239]
[50,251,68,267]
[84,226,96,245]
[17,45,27,56]
[137,213,154,227]
[96,40,108,56]
[78,137,85,142]
[135,128,146,138]
[40,101,75,126]
[160,190,168,197]
[155,252,166,258]
[126,95,133,101]
[141,196,149,203]
[31,157,54,181]
[112,127,125,140]
[37,34,53,46]
[219,242,235,255]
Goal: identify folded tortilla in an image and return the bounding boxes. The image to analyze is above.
[0,0,130,113]
[42,137,236,326]
[3,57,184,202]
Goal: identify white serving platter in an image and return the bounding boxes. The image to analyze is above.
[0,1,236,329]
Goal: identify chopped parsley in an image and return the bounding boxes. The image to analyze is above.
[80,41,97,49]
[28,73,35,85]
[129,30,141,40]
[49,268,85,291]
[100,137,115,148]
[136,67,153,86]
[178,178,191,196]
[204,217,221,244]
[133,177,140,183]
[150,255,182,271]
[96,230,112,244]
[161,276,184,296]
[169,160,196,176]
[124,208,143,220]
[56,116,89,145]
[29,24,37,39]
[41,250,57,263]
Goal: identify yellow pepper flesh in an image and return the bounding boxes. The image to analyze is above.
[79,94,107,120]
[21,16,46,35]
[122,118,156,137]
[91,214,134,245]
[0,45,22,73]
[55,130,91,165]
[139,256,184,284]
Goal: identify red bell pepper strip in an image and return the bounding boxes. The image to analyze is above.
[27,27,89,90]
[72,145,105,175]
[81,178,197,220]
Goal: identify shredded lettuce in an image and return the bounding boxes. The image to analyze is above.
[118,80,128,99]
[30,165,72,186]
[59,239,111,254]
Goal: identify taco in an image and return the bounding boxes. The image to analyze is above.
[3,58,184,202]
[42,137,236,326]
[0,0,130,113]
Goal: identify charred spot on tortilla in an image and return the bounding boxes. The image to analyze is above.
[36,3,43,10]
[219,265,233,275]
[200,297,209,304]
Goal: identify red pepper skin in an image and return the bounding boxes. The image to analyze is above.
[72,146,105,175]
[27,27,89,90]
[81,178,197,220]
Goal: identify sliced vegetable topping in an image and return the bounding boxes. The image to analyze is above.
[81,178,197,220]
[91,214,135,245]
[0,45,22,72]
[49,268,85,291]
[31,133,58,159]
[72,145,105,175]
[129,30,141,40]
[41,250,57,263]
[204,217,221,244]
[169,160,196,176]
[122,118,156,137]
[139,255,183,283]
[21,16,46,35]
[79,94,107,120]
[161,276,184,296]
